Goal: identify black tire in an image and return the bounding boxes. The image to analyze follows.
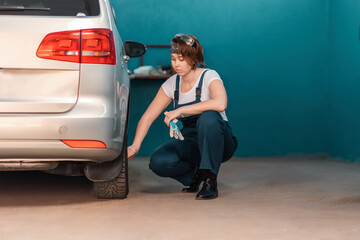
[93,141,129,199]
[93,95,130,199]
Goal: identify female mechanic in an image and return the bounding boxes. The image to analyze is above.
[127,34,238,200]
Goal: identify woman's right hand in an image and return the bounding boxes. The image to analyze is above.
[127,145,138,160]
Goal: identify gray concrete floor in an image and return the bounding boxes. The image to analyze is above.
[0,157,360,240]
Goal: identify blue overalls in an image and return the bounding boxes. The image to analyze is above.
[149,70,238,186]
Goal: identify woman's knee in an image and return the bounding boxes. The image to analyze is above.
[149,149,179,177]
[197,111,223,130]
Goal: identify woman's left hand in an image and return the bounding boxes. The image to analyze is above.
[164,109,182,127]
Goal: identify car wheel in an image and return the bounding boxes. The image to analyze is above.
[93,95,129,199]
[93,141,129,199]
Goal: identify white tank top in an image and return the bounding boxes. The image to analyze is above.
[161,69,228,121]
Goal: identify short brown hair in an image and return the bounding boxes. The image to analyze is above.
[171,34,205,69]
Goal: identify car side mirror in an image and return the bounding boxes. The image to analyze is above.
[124,41,146,58]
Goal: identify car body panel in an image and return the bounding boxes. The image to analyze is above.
[0,69,79,113]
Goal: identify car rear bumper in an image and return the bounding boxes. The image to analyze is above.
[0,114,123,163]
[0,139,120,163]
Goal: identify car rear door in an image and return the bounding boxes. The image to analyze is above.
[0,0,102,113]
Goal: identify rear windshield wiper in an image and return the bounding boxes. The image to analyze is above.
[0,6,50,11]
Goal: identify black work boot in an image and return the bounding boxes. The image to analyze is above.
[182,170,203,193]
[195,170,218,200]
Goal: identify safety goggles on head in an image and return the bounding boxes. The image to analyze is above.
[170,34,196,53]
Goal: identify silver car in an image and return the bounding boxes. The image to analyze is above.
[0,0,146,199]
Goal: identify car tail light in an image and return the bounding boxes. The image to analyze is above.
[36,30,80,63]
[81,29,116,64]
[61,140,107,148]
[36,29,116,65]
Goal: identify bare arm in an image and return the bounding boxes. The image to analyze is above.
[164,80,227,125]
[128,87,172,160]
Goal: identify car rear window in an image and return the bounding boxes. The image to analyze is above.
[0,0,100,16]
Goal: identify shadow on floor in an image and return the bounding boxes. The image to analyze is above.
[0,171,101,207]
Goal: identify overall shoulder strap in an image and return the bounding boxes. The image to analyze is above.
[174,75,180,108]
[195,69,209,101]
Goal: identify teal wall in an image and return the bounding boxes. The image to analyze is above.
[112,0,331,157]
[329,0,360,162]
